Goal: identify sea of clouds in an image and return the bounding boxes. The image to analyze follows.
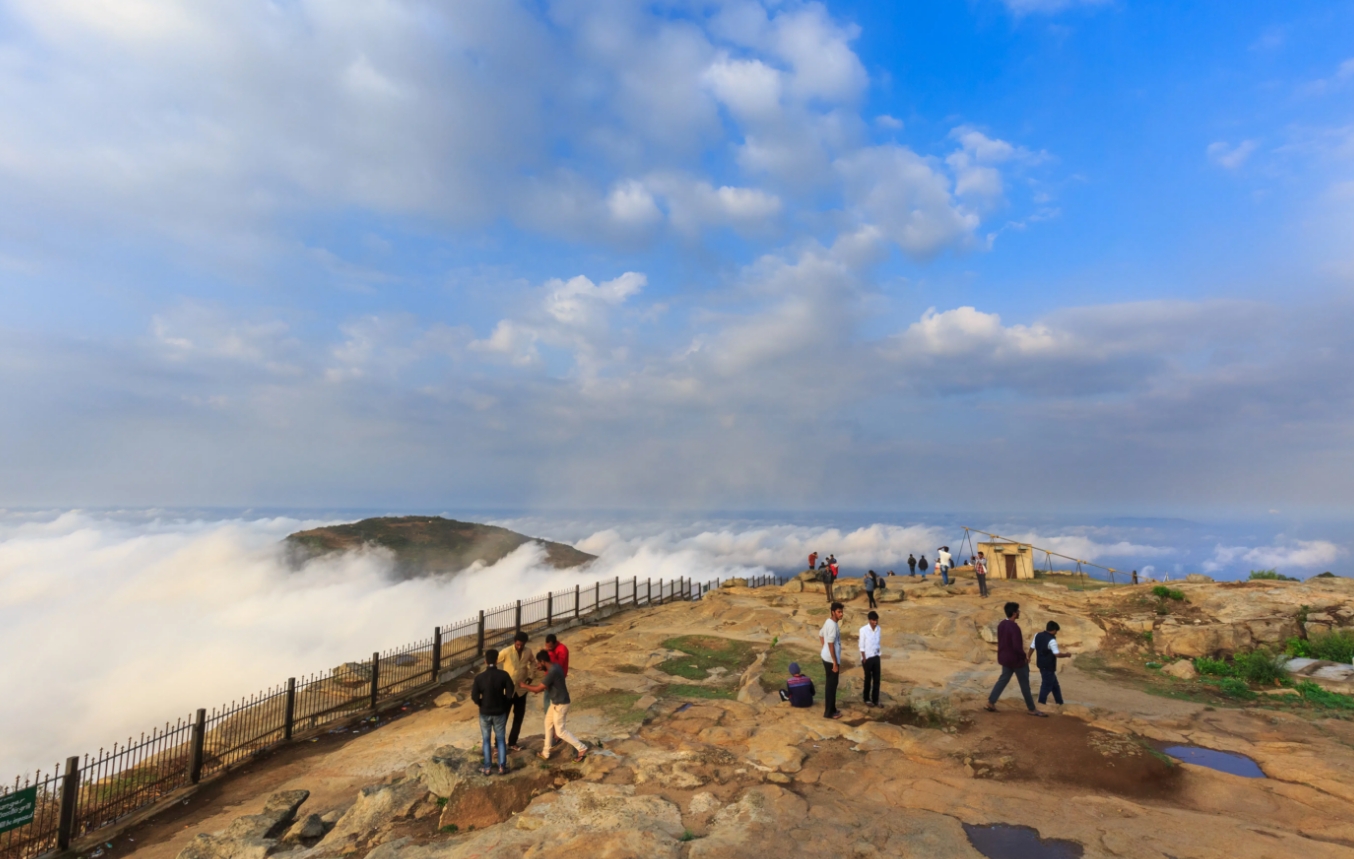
[0,509,1344,775]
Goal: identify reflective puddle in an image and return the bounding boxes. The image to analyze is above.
[1160,745,1265,778]
[963,824,1084,859]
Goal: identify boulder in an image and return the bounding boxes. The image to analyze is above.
[1157,623,1254,658]
[979,623,999,644]
[177,791,309,859]
[1245,616,1302,645]
[877,589,905,603]
[1162,660,1197,680]
[322,779,427,850]
[722,577,749,589]
[434,691,460,708]
[281,814,326,845]
[1186,574,1214,583]
[414,747,559,832]
[332,662,372,686]
[833,583,862,601]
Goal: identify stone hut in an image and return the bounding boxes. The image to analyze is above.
[978,542,1035,580]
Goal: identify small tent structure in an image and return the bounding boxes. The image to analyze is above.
[978,542,1034,580]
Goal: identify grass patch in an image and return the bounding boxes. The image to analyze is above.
[1286,630,1354,664]
[1151,585,1186,601]
[760,645,827,694]
[662,684,737,700]
[612,664,645,674]
[1293,680,1354,710]
[657,635,757,681]
[573,690,645,725]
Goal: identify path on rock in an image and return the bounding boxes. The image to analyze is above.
[112,576,1354,859]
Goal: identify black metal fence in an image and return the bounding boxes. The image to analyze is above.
[0,573,781,859]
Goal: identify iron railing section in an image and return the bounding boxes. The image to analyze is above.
[0,765,63,859]
[71,719,196,840]
[2,574,784,859]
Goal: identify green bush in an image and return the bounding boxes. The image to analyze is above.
[1307,630,1354,664]
[1151,585,1186,601]
[1194,656,1232,677]
[1213,677,1256,699]
[1249,569,1299,582]
[1232,649,1287,685]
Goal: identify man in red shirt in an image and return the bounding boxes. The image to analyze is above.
[808,551,818,571]
[543,633,569,711]
[984,602,1045,716]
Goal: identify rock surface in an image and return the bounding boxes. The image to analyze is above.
[176,791,309,859]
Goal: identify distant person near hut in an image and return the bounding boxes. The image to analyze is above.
[984,602,1045,717]
[1030,621,1072,706]
[974,552,989,598]
[908,554,917,576]
[781,662,816,708]
[864,570,878,609]
[820,601,845,719]
[859,610,882,708]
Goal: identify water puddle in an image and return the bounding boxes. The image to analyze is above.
[1159,745,1265,778]
[963,824,1084,859]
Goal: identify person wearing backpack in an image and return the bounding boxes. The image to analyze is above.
[1029,621,1072,705]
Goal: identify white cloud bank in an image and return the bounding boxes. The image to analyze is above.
[1205,540,1344,573]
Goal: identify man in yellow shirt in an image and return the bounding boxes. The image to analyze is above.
[497,631,534,750]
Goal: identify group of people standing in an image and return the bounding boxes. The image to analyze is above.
[783,591,1067,720]
[470,631,585,776]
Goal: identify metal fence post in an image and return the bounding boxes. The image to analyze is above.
[432,627,442,680]
[547,592,553,627]
[283,678,297,741]
[632,576,637,605]
[574,585,580,619]
[477,610,486,655]
[189,708,206,784]
[56,756,80,850]
[515,600,522,635]
[594,581,599,612]
[370,652,380,710]
[647,578,652,604]
[614,577,619,606]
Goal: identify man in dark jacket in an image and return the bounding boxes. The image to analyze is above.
[983,602,1045,716]
[907,554,917,576]
[1030,621,1072,705]
[471,648,516,774]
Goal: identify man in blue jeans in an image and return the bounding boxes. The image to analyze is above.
[471,648,516,775]
[983,602,1046,717]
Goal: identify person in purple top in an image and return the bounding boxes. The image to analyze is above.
[983,602,1046,716]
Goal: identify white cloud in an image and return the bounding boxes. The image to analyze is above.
[875,114,904,130]
[838,145,980,257]
[1204,540,1344,573]
[544,273,646,325]
[1207,140,1259,169]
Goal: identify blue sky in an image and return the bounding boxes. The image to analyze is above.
[1,0,1352,513]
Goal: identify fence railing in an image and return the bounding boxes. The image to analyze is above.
[0,573,781,859]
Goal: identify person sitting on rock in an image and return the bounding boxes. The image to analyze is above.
[471,648,516,776]
[521,649,588,762]
[781,662,816,708]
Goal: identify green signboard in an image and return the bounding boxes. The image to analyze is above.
[0,786,38,835]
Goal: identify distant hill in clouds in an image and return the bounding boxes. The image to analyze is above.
[284,516,595,578]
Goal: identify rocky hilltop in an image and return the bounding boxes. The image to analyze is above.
[116,572,1354,859]
[284,516,595,579]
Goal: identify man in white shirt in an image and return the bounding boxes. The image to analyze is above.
[819,602,844,719]
[859,610,882,707]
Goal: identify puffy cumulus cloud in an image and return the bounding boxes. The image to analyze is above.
[837,146,980,257]
[0,0,1029,262]
[1204,540,1344,573]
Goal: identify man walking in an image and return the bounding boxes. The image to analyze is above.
[1030,621,1072,705]
[471,648,515,775]
[864,570,878,609]
[521,649,588,762]
[974,551,989,598]
[984,602,1045,716]
[938,546,953,578]
[497,631,532,750]
[542,633,569,712]
[907,554,917,576]
[820,602,845,719]
[859,610,882,707]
